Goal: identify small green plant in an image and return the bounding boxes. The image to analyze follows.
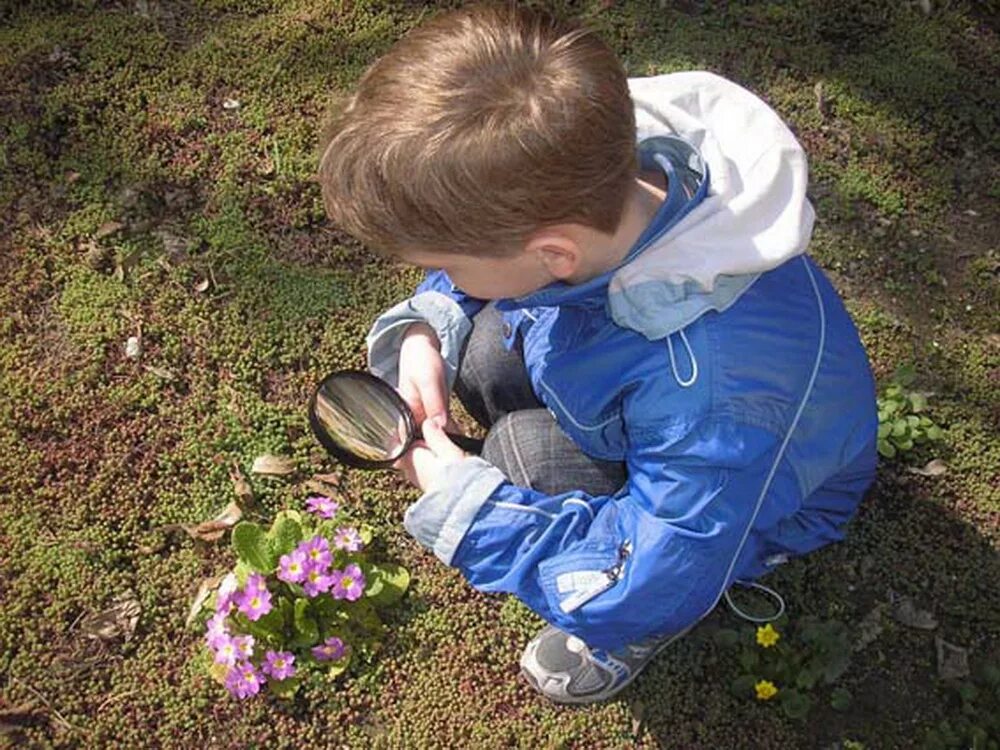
[716,617,853,720]
[923,661,1000,750]
[877,364,944,459]
[195,494,409,701]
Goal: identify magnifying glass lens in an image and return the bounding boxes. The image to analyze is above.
[312,375,412,464]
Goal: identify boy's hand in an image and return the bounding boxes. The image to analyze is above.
[395,418,467,492]
[397,322,450,428]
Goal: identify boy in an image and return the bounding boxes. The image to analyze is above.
[318,4,877,704]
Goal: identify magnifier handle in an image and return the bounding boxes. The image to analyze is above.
[444,432,484,454]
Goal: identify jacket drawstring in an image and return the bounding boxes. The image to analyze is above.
[667,329,699,387]
[724,581,786,623]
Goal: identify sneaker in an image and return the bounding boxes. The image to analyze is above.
[519,625,685,704]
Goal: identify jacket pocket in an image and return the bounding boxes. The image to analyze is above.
[538,542,632,615]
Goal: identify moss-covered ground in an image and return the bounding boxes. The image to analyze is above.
[0,1,997,747]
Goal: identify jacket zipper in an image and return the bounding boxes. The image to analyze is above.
[558,542,632,614]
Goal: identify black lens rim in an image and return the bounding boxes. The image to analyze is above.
[307,369,417,470]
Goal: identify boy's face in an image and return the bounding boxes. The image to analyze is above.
[401,246,557,300]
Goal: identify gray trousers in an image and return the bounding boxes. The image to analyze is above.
[454,304,626,496]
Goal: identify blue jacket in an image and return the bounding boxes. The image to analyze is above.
[365,73,878,651]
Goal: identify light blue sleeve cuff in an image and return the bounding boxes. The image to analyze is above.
[403,456,507,565]
[366,291,473,391]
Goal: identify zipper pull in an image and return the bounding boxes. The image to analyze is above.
[557,542,631,614]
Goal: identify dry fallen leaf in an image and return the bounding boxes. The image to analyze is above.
[113,249,142,283]
[888,592,938,630]
[159,501,243,543]
[230,463,254,505]
[95,221,124,240]
[188,502,242,541]
[186,575,222,628]
[0,699,46,747]
[154,229,193,263]
[136,533,167,555]
[629,698,646,739]
[143,365,177,381]
[814,80,829,118]
[853,603,886,652]
[906,459,948,477]
[0,700,44,736]
[304,479,341,497]
[82,238,108,270]
[311,472,341,487]
[935,636,970,680]
[79,593,141,643]
[251,454,296,476]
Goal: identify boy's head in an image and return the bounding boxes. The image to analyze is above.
[318,3,637,296]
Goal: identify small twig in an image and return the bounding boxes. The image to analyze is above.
[9,677,87,735]
[66,610,86,633]
[96,690,137,713]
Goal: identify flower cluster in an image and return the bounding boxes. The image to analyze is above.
[278,535,366,601]
[205,571,298,699]
[201,496,376,701]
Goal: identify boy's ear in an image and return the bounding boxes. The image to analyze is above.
[526,227,580,281]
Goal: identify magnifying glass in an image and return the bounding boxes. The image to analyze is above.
[308,370,484,469]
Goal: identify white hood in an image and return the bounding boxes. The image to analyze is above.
[608,72,814,338]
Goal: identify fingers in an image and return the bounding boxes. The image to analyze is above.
[397,330,449,427]
[421,419,466,461]
[397,378,425,425]
[419,368,450,427]
[393,421,467,493]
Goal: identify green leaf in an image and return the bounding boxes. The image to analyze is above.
[796,666,820,690]
[359,526,374,546]
[738,649,759,671]
[712,628,740,649]
[323,649,352,679]
[730,674,756,699]
[232,522,274,572]
[208,660,230,686]
[892,419,909,437]
[958,683,979,703]
[906,415,920,427]
[780,688,812,720]
[926,425,944,441]
[877,423,891,439]
[233,561,253,587]
[245,606,284,640]
[878,439,896,458]
[893,364,916,387]
[290,598,319,648]
[822,649,851,684]
[365,563,410,607]
[909,393,928,413]
[349,599,385,638]
[830,687,852,711]
[267,676,301,700]
[269,514,303,559]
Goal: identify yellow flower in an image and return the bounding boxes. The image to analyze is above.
[755,680,778,701]
[756,623,780,648]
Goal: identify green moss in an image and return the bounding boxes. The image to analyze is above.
[0,0,997,747]
[56,266,131,350]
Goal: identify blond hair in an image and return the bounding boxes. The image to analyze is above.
[318,3,636,257]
